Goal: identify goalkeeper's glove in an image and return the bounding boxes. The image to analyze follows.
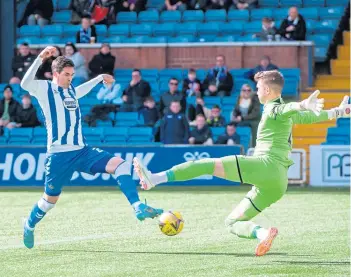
[328,95,351,119]
[299,90,325,116]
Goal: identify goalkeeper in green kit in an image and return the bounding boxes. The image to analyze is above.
[133,70,350,256]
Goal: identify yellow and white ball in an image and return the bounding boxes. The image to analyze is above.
[158,211,184,236]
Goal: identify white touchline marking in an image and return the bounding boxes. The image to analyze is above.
[0,233,113,251]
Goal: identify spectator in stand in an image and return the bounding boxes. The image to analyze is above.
[216,123,240,145]
[64,42,89,81]
[76,15,98,44]
[207,105,226,127]
[115,0,147,13]
[187,0,207,10]
[12,43,36,80]
[203,55,234,97]
[90,0,117,25]
[278,6,306,41]
[18,0,53,27]
[121,69,151,112]
[253,17,278,41]
[188,97,211,125]
[89,44,115,78]
[231,84,261,146]
[71,0,94,24]
[160,78,186,116]
[36,46,61,80]
[138,96,160,127]
[244,56,279,82]
[0,85,21,129]
[85,81,121,126]
[206,0,228,10]
[230,0,257,10]
[160,101,189,144]
[189,114,213,145]
[161,0,187,11]
[182,69,202,98]
[9,77,21,84]
[12,94,41,129]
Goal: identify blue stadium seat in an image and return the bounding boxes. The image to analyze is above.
[299,8,319,20]
[63,25,80,37]
[211,127,225,141]
[72,77,85,87]
[41,25,63,37]
[222,96,237,106]
[62,36,76,43]
[168,35,195,43]
[117,12,137,23]
[159,69,183,80]
[337,118,350,128]
[8,128,33,144]
[214,35,238,42]
[104,127,128,143]
[197,22,220,36]
[229,69,251,78]
[138,10,159,23]
[56,0,71,10]
[115,112,139,127]
[303,0,325,7]
[83,128,104,143]
[314,47,328,62]
[317,20,339,33]
[144,36,167,43]
[227,10,249,21]
[308,34,333,46]
[130,24,153,36]
[114,69,133,79]
[280,0,302,7]
[197,35,216,42]
[19,25,41,37]
[101,36,124,43]
[319,6,345,19]
[205,10,227,22]
[140,69,159,79]
[243,21,262,34]
[39,37,62,44]
[203,97,221,107]
[306,19,317,33]
[175,23,197,36]
[128,127,153,142]
[153,23,175,37]
[272,8,289,19]
[282,79,299,96]
[146,0,164,9]
[326,0,349,6]
[259,0,279,7]
[236,127,251,151]
[160,11,181,23]
[96,120,113,127]
[279,68,301,81]
[250,9,273,20]
[122,36,148,43]
[183,10,205,22]
[221,22,244,35]
[32,128,47,144]
[51,11,72,23]
[95,25,108,37]
[326,127,350,145]
[16,37,40,45]
[108,24,130,37]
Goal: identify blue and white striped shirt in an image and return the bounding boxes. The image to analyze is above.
[21,57,103,153]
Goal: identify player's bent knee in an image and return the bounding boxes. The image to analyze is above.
[38,197,55,213]
[224,217,237,228]
[114,161,131,177]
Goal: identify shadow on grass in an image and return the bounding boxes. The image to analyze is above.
[40,249,312,258]
[273,260,350,266]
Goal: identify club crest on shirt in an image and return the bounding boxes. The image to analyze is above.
[63,97,78,111]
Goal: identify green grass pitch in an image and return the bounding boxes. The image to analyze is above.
[0,186,349,277]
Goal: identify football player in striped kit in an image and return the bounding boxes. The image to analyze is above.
[21,46,163,249]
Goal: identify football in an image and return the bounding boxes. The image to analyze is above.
[158,211,184,236]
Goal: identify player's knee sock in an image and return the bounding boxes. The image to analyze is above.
[27,198,55,229]
[115,161,140,206]
[225,219,260,239]
[166,158,215,182]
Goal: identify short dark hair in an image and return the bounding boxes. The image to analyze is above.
[170,100,180,105]
[65,42,78,53]
[144,96,154,102]
[254,70,284,91]
[52,56,75,73]
[133,68,141,74]
[3,85,13,93]
[189,68,196,74]
[169,77,178,83]
[82,14,91,20]
[196,113,206,119]
[212,104,221,110]
[22,93,31,99]
[21,43,29,47]
[227,122,237,128]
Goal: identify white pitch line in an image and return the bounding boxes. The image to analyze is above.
[0,233,113,251]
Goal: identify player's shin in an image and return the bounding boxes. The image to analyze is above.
[165,158,215,182]
[27,198,55,229]
[115,161,141,206]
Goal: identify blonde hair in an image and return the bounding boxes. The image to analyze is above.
[254,70,284,92]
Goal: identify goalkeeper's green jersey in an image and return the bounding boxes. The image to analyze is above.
[253,97,329,167]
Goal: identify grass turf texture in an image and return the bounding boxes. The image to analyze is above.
[0,186,349,277]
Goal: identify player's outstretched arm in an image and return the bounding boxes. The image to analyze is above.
[75,74,114,99]
[21,46,56,98]
[292,95,350,124]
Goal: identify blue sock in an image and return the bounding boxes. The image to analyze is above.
[117,175,140,205]
[27,203,46,229]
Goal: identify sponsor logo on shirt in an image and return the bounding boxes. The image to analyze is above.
[63,97,78,111]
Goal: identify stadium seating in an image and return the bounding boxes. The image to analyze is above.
[138,10,159,23]
[160,11,181,23]
[51,11,72,23]
[183,10,204,23]
[116,12,137,24]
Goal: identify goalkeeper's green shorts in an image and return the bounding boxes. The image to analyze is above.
[221,155,289,212]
